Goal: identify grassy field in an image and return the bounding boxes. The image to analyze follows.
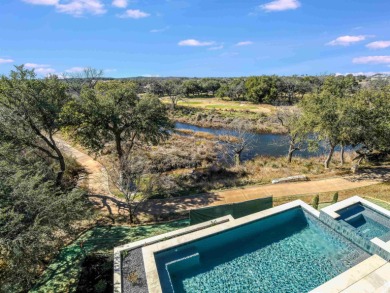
[162,97,275,114]
[30,220,189,293]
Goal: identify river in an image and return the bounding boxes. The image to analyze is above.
[175,122,339,161]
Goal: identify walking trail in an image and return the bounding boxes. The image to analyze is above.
[57,138,380,217]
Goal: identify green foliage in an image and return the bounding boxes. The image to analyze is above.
[0,143,90,292]
[245,76,279,104]
[312,194,319,210]
[0,65,70,184]
[332,192,339,204]
[62,80,173,160]
[31,221,189,293]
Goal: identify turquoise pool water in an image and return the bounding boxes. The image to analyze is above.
[337,203,390,242]
[155,208,370,293]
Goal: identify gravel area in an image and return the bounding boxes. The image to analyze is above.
[122,248,148,293]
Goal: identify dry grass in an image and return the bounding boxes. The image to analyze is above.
[241,152,355,185]
[273,182,390,210]
[163,97,275,114]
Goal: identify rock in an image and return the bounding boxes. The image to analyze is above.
[271,175,308,184]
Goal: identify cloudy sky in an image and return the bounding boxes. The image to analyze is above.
[0,0,390,77]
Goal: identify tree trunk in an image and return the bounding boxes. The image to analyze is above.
[51,142,66,186]
[287,140,297,163]
[324,144,335,169]
[114,133,123,162]
[351,156,364,174]
[340,144,345,166]
[234,152,241,166]
[56,154,66,186]
[287,149,294,163]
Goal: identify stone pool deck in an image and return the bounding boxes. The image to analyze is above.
[311,255,390,292]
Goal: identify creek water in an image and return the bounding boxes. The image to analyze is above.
[175,122,341,161]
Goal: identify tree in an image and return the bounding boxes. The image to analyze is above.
[63,81,173,169]
[163,80,185,110]
[219,121,254,166]
[217,79,246,100]
[182,79,202,96]
[202,79,221,95]
[245,76,279,104]
[146,80,165,97]
[0,143,90,292]
[277,108,305,163]
[111,155,160,223]
[278,76,311,105]
[344,86,390,172]
[299,82,352,168]
[0,65,70,185]
[62,67,104,96]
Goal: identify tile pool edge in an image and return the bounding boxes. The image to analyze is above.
[113,215,234,293]
[320,196,390,261]
[142,200,318,293]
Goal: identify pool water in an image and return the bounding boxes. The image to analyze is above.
[155,208,369,293]
[337,204,390,242]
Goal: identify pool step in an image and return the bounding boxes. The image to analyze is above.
[165,246,200,275]
[166,252,200,275]
[343,212,364,223]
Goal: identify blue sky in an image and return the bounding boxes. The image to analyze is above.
[1,0,390,77]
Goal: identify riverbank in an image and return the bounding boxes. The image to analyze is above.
[170,101,288,134]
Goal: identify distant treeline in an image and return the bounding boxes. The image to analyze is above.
[113,74,388,105]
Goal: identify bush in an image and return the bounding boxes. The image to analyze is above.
[76,254,113,293]
[312,194,319,210]
[332,192,339,204]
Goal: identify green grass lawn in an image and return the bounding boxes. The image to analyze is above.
[30,220,189,293]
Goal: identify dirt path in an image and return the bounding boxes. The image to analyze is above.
[57,138,380,217]
[141,177,379,215]
[56,138,130,217]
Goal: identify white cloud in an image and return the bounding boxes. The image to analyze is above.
[65,66,86,73]
[336,72,390,76]
[23,0,106,16]
[25,63,51,68]
[236,41,253,46]
[150,26,170,33]
[178,39,215,47]
[35,67,56,75]
[260,0,300,12]
[366,41,390,50]
[118,9,150,19]
[209,45,224,50]
[0,58,14,64]
[25,63,56,75]
[327,35,367,46]
[112,0,127,8]
[23,0,58,5]
[56,0,106,16]
[353,56,390,64]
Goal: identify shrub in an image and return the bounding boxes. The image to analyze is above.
[332,192,339,204]
[312,194,319,210]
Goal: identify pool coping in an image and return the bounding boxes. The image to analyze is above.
[113,215,234,293]
[142,200,319,293]
[320,196,390,261]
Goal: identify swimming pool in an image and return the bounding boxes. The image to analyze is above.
[337,203,390,242]
[155,207,370,293]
